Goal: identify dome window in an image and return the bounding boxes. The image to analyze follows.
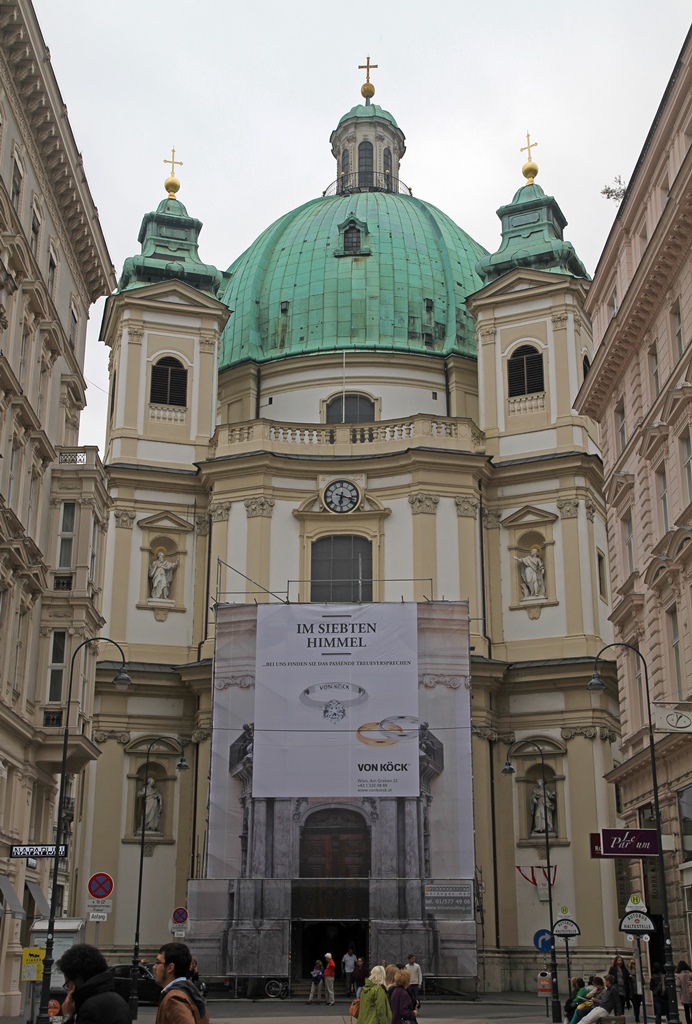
[358,141,373,189]
[507,345,544,398]
[335,215,371,258]
[150,356,187,407]
[344,226,361,253]
[326,393,375,424]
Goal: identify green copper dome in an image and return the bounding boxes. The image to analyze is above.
[118,195,227,297]
[218,191,488,369]
[337,102,399,128]
[476,179,589,283]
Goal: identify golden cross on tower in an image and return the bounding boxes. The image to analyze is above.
[520,131,537,162]
[163,147,183,177]
[358,56,378,83]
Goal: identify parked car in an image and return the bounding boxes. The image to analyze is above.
[108,963,160,1005]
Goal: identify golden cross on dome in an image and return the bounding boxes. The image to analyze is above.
[520,131,538,162]
[163,148,183,177]
[358,56,378,83]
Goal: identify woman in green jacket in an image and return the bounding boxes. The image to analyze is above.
[358,967,389,1024]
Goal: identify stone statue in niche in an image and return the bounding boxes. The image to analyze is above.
[530,778,556,834]
[514,546,546,598]
[149,549,178,600]
[138,776,163,831]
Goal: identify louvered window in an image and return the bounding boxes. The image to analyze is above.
[507,345,544,397]
[150,356,187,407]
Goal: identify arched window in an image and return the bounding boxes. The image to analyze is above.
[358,141,373,188]
[582,355,591,379]
[150,356,187,407]
[311,535,373,602]
[341,148,350,186]
[326,393,375,424]
[507,345,544,397]
[383,147,392,191]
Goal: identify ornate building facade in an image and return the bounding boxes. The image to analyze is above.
[576,27,692,961]
[85,73,623,991]
[0,0,114,1016]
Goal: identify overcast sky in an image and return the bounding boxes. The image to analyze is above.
[30,0,691,451]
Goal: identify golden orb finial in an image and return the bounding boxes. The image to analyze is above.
[164,174,180,199]
[163,148,183,200]
[522,160,539,185]
[520,131,538,186]
[358,56,378,101]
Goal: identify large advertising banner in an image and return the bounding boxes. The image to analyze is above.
[252,603,419,797]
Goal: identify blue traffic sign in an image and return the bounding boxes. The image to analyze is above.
[534,928,552,952]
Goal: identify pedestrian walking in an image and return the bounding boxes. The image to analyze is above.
[153,943,209,1024]
[55,944,131,1024]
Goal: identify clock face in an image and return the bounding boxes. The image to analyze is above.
[324,479,360,513]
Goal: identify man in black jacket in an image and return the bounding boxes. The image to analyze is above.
[56,944,131,1023]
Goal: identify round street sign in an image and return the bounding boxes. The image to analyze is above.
[87,872,114,900]
[619,911,655,933]
[553,918,580,937]
[172,906,188,925]
[533,928,552,952]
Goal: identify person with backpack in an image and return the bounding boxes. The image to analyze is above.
[650,963,669,1024]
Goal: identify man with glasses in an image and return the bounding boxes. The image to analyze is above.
[152,943,209,1024]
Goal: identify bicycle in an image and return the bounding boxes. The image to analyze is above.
[265,978,290,999]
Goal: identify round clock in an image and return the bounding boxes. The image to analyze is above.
[323,479,360,513]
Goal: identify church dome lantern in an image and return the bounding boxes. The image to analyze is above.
[328,58,408,196]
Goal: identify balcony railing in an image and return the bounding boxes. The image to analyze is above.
[217,414,485,458]
[322,172,413,197]
[507,392,546,416]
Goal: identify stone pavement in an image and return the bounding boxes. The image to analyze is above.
[133,992,558,1024]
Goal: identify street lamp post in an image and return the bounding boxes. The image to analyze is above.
[503,740,562,1024]
[129,738,189,1019]
[36,637,131,1024]
[588,642,680,1024]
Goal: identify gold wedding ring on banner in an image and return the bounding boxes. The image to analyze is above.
[356,716,419,746]
[299,682,368,724]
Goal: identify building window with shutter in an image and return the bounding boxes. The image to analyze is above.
[150,356,188,407]
[507,345,544,398]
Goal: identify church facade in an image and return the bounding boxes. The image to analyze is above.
[85,74,624,990]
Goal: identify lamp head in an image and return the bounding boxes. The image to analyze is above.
[113,668,132,691]
[587,670,607,692]
[175,753,190,773]
[501,758,516,776]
